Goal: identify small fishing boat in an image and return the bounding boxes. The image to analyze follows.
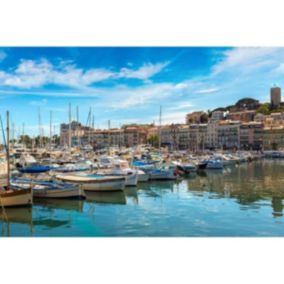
[11,178,85,199]
[0,186,32,207]
[55,173,126,191]
[0,111,33,207]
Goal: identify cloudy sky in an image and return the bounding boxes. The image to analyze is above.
[0,47,283,137]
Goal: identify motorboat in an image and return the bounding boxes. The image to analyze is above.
[98,159,139,186]
[11,178,85,199]
[55,173,126,191]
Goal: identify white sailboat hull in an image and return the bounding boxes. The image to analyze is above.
[81,180,126,191]
[33,187,85,199]
[137,172,149,182]
[56,174,126,192]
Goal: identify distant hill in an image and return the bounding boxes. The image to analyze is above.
[213,98,260,113]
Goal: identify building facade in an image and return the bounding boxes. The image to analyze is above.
[239,122,264,150]
[217,120,240,150]
[263,127,284,150]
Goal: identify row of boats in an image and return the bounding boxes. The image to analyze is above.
[0,147,262,208]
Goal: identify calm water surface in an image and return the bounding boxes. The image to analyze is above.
[1,159,284,237]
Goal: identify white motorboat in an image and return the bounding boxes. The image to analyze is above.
[11,178,85,199]
[99,159,139,186]
[137,169,149,182]
[55,173,126,191]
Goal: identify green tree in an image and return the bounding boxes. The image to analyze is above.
[256,103,270,115]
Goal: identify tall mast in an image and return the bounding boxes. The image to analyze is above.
[108,120,111,153]
[22,123,25,148]
[12,122,15,149]
[76,105,80,147]
[53,125,56,146]
[92,115,95,129]
[158,105,162,150]
[49,110,52,149]
[88,107,91,145]
[76,106,79,122]
[119,123,122,150]
[6,111,10,187]
[38,107,42,148]
[68,103,72,148]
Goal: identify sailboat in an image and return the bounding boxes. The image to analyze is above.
[0,111,33,207]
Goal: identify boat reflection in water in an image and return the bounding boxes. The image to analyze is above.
[124,187,139,204]
[187,160,284,218]
[84,190,127,205]
[34,199,84,213]
[137,180,177,199]
[1,207,33,236]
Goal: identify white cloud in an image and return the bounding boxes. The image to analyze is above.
[212,47,281,75]
[119,62,169,80]
[108,82,185,109]
[0,58,168,89]
[196,87,219,94]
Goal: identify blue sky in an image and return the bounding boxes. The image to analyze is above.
[0,47,284,137]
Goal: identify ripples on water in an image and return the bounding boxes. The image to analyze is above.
[1,159,284,237]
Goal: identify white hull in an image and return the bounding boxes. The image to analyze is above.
[81,180,126,191]
[138,173,149,182]
[149,170,177,180]
[33,187,85,199]
[125,173,138,186]
[56,174,126,192]
[0,188,32,207]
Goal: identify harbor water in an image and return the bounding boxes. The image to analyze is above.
[1,159,284,237]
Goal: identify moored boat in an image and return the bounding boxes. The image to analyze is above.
[11,178,85,199]
[0,186,32,207]
[0,111,33,207]
[55,173,126,191]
